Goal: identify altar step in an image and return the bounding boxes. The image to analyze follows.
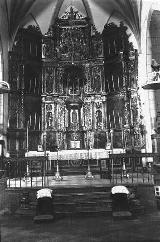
[53,189,113,217]
[16,185,145,218]
[16,186,113,218]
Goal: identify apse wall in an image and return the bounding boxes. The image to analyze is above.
[0,45,3,126]
[147,10,160,135]
[0,41,8,156]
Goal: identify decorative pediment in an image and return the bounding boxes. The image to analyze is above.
[60,6,85,20]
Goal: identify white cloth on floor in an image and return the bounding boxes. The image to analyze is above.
[111,185,129,195]
[37,188,53,199]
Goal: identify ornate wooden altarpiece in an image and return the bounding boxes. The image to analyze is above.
[42,7,105,151]
[7,7,145,157]
[8,25,42,157]
[103,22,145,152]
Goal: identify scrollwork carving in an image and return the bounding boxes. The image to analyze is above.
[91,25,103,58]
[56,27,89,61]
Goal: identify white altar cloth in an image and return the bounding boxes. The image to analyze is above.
[25,149,109,160]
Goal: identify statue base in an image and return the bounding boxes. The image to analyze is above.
[53,172,63,181]
[85,171,94,180]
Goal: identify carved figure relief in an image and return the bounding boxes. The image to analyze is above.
[96,110,102,129]
[92,66,102,93]
[42,39,55,59]
[71,110,78,124]
[46,104,53,129]
[55,68,63,94]
[45,67,54,94]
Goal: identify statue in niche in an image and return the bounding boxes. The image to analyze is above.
[68,7,77,20]
[46,68,54,93]
[46,104,53,128]
[42,39,54,59]
[92,66,101,92]
[47,112,53,128]
[96,109,102,128]
[63,65,86,95]
[68,82,79,95]
[71,110,78,124]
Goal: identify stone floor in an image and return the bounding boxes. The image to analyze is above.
[1,211,160,242]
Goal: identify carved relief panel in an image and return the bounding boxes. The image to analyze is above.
[40,7,106,151]
[42,66,55,94]
[95,101,103,130]
[91,25,103,58]
[8,54,20,90]
[55,67,64,94]
[46,104,53,129]
[84,65,92,93]
[57,101,66,130]
[56,26,90,62]
[83,97,92,130]
[84,63,105,94]
[45,99,66,131]
[9,94,19,128]
[91,66,102,93]
[42,37,55,60]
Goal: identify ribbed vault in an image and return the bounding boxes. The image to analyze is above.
[0,0,144,51]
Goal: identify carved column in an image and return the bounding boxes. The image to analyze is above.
[41,96,46,144]
[19,64,25,129]
[102,96,107,130]
[91,96,95,130]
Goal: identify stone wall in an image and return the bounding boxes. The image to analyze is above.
[0,178,22,214]
[136,184,157,212]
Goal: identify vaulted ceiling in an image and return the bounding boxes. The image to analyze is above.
[3,0,160,56]
[0,0,144,49]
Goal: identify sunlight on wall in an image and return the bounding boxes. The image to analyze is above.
[0,53,3,125]
[0,52,2,82]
